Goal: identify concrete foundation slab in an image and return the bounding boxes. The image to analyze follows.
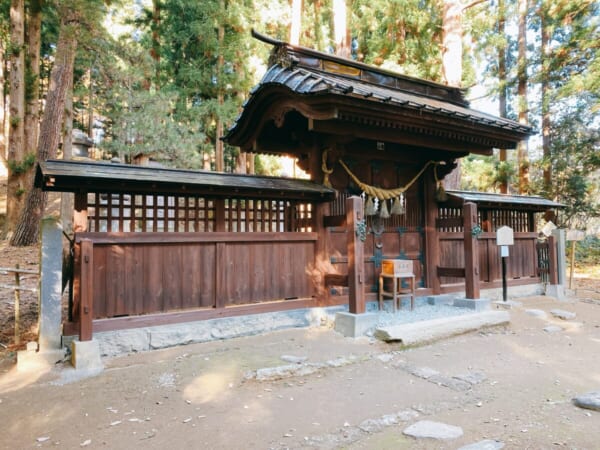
[454,297,491,311]
[334,312,378,337]
[374,310,510,345]
[427,295,454,306]
[493,300,522,310]
[71,339,104,371]
[546,284,567,301]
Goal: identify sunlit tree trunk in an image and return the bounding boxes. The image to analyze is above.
[517,0,529,194]
[541,0,551,197]
[151,0,160,87]
[498,0,508,194]
[442,0,462,87]
[290,0,302,45]
[11,9,79,246]
[61,69,74,235]
[333,0,350,57]
[87,65,94,140]
[23,0,42,189]
[440,0,463,189]
[0,23,6,166]
[214,0,225,172]
[6,0,26,238]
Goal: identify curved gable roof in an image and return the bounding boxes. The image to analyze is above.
[225,32,532,156]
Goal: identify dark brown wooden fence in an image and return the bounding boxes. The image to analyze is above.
[435,202,545,293]
[70,232,318,340]
[438,232,540,290]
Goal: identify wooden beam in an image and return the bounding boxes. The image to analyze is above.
[309,118,496,155]
[79,239,94,341]
[74,231,318,245]
[73,192,88,232]
[463,202,481,299]
[346,196,365,314]
[437,267,466,278]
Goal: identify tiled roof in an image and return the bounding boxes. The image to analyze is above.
[35,159,336,201]
[253,64,530,135]
[446,190,563,209]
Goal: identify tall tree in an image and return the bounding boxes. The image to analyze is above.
[441,0,462,87]
[0,1,10,166]
[10,2,81,245]
[516,0,529,194]
[290,0,302,45]
[440,0,465,189]
[333,0,350,57]
[5,0,25,238]
[497,0,509,194]
[23,0,42,186]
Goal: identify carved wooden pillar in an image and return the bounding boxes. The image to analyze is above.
[463,202,480,299]
[346,196,365,314]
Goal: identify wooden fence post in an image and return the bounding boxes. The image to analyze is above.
[79,239,94,341]
[424,170,441,294]
[463,202,480,299]
[346,196,365,314]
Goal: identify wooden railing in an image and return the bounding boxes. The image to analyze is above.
[71,232,318,341]
[0,266,39,345]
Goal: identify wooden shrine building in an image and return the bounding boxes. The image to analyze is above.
[36,32,563,342]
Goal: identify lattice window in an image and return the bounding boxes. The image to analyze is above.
[480,209,532,233]
[86,193,313,233]
[87,193,215,232]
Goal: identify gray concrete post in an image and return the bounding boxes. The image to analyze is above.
[552,228,567,285]
[547,228,567,300]
[38,217,63,351]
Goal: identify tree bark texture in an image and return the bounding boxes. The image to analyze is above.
[541,3,551,196]
[61,68,74,235]
[0,22,6,165]
[442,0,462,87]
[333,0,350,58]
[10,12,79,246]
[440,0,463,189]
[6,0,26,237]
[498,0,508,194]
[215,6,224,172]
[290,0,302,45]
[24,0,42,187]
[517,0,529,194]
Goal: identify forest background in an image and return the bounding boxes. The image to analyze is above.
[0,0,597,257]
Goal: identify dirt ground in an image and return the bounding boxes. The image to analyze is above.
[0,235,599,448]
[0,290,599,448]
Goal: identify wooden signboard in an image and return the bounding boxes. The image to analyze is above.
[566,230,585,241]
[496,226,514,246]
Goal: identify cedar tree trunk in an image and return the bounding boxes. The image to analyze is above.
[6,0,26,237]
[10,12,79,246]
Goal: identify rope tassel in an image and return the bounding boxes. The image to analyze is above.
[365,195,377,216]
[379,199,390,219]
[391,194,405,215]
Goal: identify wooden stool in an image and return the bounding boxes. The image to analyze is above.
[378,260,415,312]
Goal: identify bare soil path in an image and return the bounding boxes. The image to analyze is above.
[0,293,599,449]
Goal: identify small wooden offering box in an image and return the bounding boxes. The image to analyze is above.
[381,259,413,275]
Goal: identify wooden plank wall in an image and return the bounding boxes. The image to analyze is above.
[73,233,317,320]
[439,232,540,287]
